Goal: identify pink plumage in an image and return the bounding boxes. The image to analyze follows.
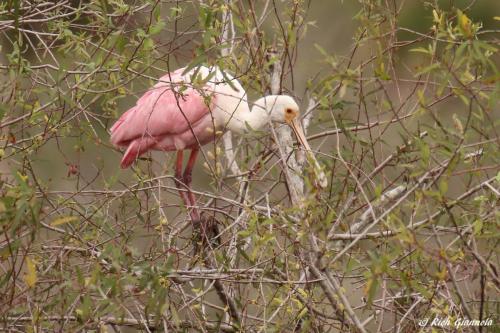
[110,68,217,168]
[111,65,327,222]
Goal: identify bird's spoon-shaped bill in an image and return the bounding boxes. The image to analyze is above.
[288,118,328,188]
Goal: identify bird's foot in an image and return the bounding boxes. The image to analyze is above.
[192,214,220,254]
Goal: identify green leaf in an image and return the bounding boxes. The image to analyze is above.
[114,34,127,53]
[375,62,390,80]
[150,20,166,35]
[51,216,78,226]
[181,55,207,76]
[473,219,483,235]
[417,140,430,166]
[13,171,29,192]
[415,62,440,75]
[365,275,378,305]
[409,47,430,55]
[0,103,7,122]
[438,179,448,195]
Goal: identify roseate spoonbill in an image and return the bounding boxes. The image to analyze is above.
[110,66,326,221]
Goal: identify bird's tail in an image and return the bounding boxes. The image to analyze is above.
[120,138,155,168]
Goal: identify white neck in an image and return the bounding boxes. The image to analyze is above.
[224,99,271,134]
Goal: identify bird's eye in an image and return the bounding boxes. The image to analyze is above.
[286,108,293,114]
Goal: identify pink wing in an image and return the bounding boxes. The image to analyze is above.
[110,68,211,168]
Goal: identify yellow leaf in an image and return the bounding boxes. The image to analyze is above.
[457,9,472,37]
[452,114,464,135]
[297,287,308,298]
[436,267,447,281]
[432,9,440,23]
[51,216,78,226]
[17,172,28,182]
[494,16,500,21]
[339,82,347,98]
[24,256,37,288]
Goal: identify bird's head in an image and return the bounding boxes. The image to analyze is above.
[253,95,328,188]
[254,95,300,124]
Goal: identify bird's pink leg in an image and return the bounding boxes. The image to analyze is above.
[183,149,200,222]
[183,148,218,249]
[174,150,196,221]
